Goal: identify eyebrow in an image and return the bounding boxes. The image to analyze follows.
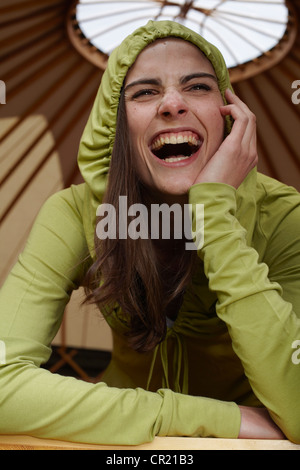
[124,78,161,91]
[124,73,218,92]
[180,73,218,84]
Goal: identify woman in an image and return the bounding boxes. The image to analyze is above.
[0,20,299,444]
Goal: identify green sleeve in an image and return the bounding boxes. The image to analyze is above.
[189,182,300,444]
[0,187,241,444]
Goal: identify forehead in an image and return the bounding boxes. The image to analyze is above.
[125,38,216,83]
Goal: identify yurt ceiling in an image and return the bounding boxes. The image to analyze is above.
[1,0,300,286]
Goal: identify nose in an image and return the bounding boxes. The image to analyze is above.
[158,88,188,118]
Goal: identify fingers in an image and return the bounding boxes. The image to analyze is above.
[220,89,258,170]
[221,89,256,138]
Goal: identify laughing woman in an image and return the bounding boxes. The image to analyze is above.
[0,20,300,444]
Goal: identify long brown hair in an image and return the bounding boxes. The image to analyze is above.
[83,90,196,352]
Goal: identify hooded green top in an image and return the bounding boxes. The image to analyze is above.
[1,21,300,445]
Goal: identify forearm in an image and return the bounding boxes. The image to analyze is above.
[238,406,285,440]
[0,358,166,445]
[0,354,241,444]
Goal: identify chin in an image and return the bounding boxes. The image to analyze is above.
[158,183,193,202]
[167,179,195,194]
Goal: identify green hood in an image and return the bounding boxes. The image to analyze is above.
[77,20,257,256]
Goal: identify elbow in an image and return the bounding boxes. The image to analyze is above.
[284,426,300,445]
[273,411,300,445]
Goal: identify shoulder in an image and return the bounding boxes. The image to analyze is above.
[256,173,300,207]
[41,183,86,216]
[257,173,300,204]
[256,173,300,235]
[255,176,300,310]
[32,183,90,237]
[255,174,300,273]
[28,183,89,254]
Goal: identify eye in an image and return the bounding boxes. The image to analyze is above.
[188,83,211,92]
[130,89,159,101]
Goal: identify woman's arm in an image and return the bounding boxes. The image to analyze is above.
[189,91,300,442]
[189,181,300,443]
[0,187,241,444]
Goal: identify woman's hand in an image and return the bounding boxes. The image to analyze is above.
[194,89,258,189]
[238,406,286,440]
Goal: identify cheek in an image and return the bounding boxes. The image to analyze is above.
[126,101,155,130]
[207,106,225,141]
[127,106,148,147]
[126,109,149,173]
[194,98,224,131]
[126,105,138,134]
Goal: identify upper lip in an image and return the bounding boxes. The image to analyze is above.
[148,127,203,148]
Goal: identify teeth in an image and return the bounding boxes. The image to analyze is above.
[151,132,200,151]
[164,156,190,162]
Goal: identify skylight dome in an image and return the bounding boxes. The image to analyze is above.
[67,0,297,81]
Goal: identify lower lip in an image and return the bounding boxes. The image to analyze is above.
[151,144,202,168]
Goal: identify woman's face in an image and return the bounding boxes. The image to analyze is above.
[124,38,225,201]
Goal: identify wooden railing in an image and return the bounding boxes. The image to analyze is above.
[1,435,300,450]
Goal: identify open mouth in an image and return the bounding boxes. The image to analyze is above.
[150,131,202,163]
